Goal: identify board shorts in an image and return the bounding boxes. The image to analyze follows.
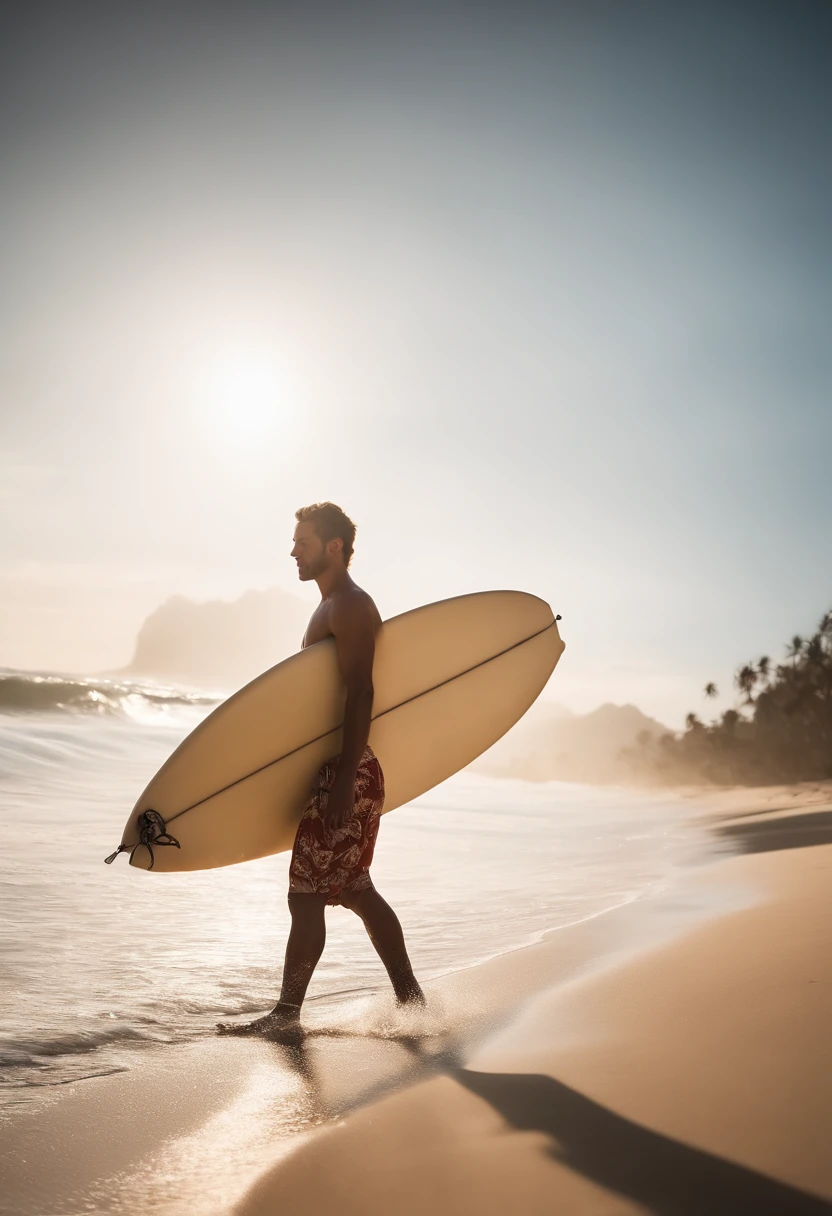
[288,746,384,905]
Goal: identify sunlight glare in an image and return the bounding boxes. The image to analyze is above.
[196,350,291,440]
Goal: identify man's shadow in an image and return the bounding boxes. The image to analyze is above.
[452,1066,830,1216]
[263,1034,830,1216]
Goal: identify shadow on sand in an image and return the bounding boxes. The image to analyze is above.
[246,1036,830,1216]
[717,810,832,855]
[453,1067,831,1216]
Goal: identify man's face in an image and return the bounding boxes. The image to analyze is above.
[291,521,334,581]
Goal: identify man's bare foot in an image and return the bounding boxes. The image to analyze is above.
[216,1002,301,1037]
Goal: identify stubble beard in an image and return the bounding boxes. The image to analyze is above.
[297,552,330,581]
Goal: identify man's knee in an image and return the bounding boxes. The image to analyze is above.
[288,892,327,918]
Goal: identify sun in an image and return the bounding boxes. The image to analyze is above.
[196,350,289,439]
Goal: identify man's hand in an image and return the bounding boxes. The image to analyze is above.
[322,768,356,832]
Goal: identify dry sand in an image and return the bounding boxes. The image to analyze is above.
[2,783,830,1216]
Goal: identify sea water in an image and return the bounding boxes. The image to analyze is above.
[0,669,695,1113]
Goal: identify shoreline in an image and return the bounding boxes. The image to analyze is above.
[2,782,830,1215]
[0,778,696,1113]
[235,782,831,1216]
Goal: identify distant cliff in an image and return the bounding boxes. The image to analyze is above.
[125,587,310,689]
[473,701,669,784]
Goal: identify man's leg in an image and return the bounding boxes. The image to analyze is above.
[217,892,328,1034]
[278,892,328,1006]
[341,886,425,1005]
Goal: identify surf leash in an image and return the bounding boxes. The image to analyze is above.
[104,809,180,870]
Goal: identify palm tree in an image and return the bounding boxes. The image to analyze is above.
[786,635,804,667]
[735,664,758,705]
[640,605,832,786]
[806,634,824,666]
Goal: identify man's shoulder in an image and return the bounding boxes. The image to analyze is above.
[331,583,379,624]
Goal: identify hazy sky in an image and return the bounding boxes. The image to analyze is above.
[2,0,830,724]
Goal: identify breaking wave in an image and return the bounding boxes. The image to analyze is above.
[0,668,222,717]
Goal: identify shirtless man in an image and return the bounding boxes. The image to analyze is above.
[218,502,424,1036]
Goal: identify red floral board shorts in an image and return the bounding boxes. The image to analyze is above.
[288,746,384,905]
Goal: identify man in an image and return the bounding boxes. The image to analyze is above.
[218,502,424,1037]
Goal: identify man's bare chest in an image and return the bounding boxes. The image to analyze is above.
[302,603,333,649]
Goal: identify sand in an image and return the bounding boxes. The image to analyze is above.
[2,782,830,1216]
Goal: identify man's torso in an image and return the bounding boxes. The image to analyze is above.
[301,584,382,649]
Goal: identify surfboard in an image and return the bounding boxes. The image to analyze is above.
[108,590,564,872]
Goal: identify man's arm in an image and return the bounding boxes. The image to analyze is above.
[324,594,377,828]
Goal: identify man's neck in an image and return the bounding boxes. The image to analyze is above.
[315,566,352,600]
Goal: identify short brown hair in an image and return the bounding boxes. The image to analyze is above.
[295,502,357,567]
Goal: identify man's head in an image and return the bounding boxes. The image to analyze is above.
[291,502,357,581]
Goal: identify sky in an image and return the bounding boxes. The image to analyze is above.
[1,0,830,725]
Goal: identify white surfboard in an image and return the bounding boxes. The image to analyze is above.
[107,590,564,872]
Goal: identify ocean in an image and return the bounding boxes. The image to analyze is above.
[0,667,695,1116]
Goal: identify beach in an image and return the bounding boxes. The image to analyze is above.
[2,779,830,1215]
[3,0,830,1210]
